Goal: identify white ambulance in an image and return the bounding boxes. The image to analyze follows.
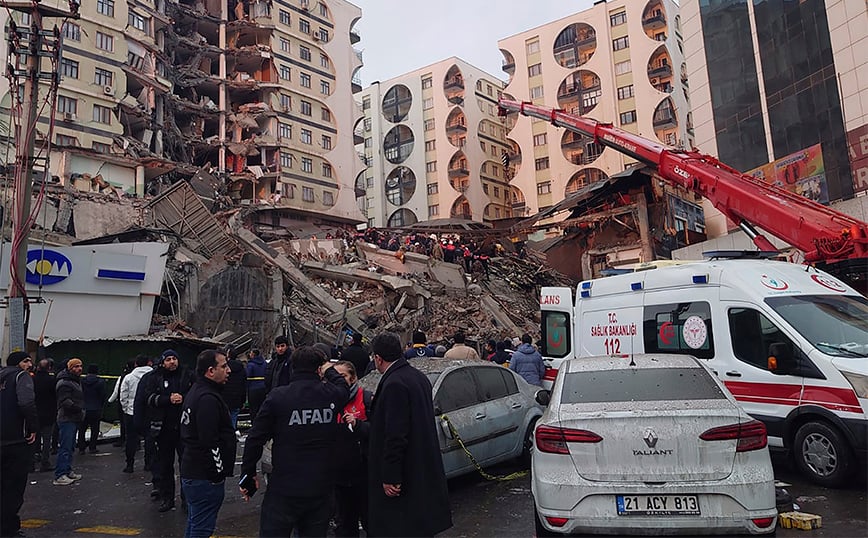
[539,256,867,487]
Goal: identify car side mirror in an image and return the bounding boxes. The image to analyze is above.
[535,389,551,406]
[767,342,794,374]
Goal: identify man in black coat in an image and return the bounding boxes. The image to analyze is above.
[32,359,56,472]
[264,335,291,393]
[367,332,452,537]
[240,346,349,537]
[220,347,247,429]
[78,364,106,454]
[341,333,370,378]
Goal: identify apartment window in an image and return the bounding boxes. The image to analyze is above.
[426,161,436,172]
[613,36,629,51]
[424,118,435,131]
[299,45,311,61]
[323,190,334,206]
[490,145,497,156]
[128,11,147,33]
[322,163,332,177]
[97,0,114,17]
[280,94,291,111]
[620,110,637,124]
[280,152,292,168]
[62,22,80,41]
[299,19,310,33]
[317,28,329,42]
[319,2,328,17]
[301,157,313,173]
[421,77,432,89]
[300,100,312,116]
[127,51,145,71]
[56,134,78,146]
[610,11,626,26]
[92,141,111,153]
[58,95,77,115]
[617,84,634,100]
[533,133,547,146]
[279,10,291,25]
[537,182,552,195]
[363,117,371,131]
[280,65,291,80]
[92,67,113,88]
[95,31,114,52]
[534,157,549,171]
[428,205,439,217]
[529,86,544,99]
[494,186,500,198]
[486,85,493,96]
[528,63,542,77]
[483,184,489,194]
[300,72,311,88]
[366,177,374,188]
[423,97,433,110]
[321,107,331,122]
[321,135,331,149]
[320,80,330,95]
[362,97,370,110]
[92,104,112,125]
[427,183,438,194]
[300,128,312,144]
[655,32,666,41]
[60,58,79,79]
[425,140,435,151]
[526,40,540,54]
[320,54,329,68]
[302,186,315,202]
[480,141,486,152]
[614,60,632,75]
[280,38,290,52]
[364,137,372,148]
[279,123,291,140]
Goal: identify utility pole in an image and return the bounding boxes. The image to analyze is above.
[1,0,77,355]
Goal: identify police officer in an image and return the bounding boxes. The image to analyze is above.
[240,346,349,537]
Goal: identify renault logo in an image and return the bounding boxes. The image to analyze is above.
[643,428,658,448]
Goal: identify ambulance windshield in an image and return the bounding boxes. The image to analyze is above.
[765,295,868,358]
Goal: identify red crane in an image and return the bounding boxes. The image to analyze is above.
[498,99,868,290]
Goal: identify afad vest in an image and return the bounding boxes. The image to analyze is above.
[338,387,367,423]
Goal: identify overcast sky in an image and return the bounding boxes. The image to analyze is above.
[350,0,596,85]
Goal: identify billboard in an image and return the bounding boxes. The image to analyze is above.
[847,124,868,195]
[746,143,828,204]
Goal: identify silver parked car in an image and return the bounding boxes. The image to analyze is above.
[362,358,545,478]
[533,354,777,536]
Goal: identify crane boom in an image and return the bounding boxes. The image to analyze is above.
[498,99,868,271]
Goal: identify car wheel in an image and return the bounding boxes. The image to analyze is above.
[533,505,558,537]
[793,421,852,487]
[520,418,539,465]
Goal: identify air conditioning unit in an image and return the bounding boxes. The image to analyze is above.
[650,78,659,85]
[63,112,76,121]
[103,85,114,96]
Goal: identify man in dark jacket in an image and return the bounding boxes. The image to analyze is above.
[240,346,349,537]
[180,349,235,538]
[54,358,85,485]
[0,351,38,537]
[264,335,291,393]
[139,349,194,512]
[220,347,247,430]
[245,349,267,420]
[78,364,106,454]
[32,358,56,472]
[339,333,370,378]
[367,332,452,537]
[402,330,434,359]
[508,334,545,387]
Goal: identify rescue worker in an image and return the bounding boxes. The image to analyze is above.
[240,346,349,537]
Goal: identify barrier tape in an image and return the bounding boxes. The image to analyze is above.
[439,414,528,482]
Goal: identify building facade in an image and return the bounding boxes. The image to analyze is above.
[682,0,868,237]
[0,0,365,221]
[355,57,511,228]
[498,0,696,227]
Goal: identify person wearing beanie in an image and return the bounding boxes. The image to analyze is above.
[403,330,434,359]
[484,339,497,362]
[138,349,194,512]
[0,351,37,536]
[78,364,106,455]
[245,349,267,422]
[54,358,84,485]
[265,335,292,393]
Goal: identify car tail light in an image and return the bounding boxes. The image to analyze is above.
[751,517,776,528]
[535,425,602,454]
[543,367,558,382]
[545,516,568,527]
[700,419,767,452]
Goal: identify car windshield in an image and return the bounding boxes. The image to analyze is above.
[560,367,726,404]
[765,294,868,358]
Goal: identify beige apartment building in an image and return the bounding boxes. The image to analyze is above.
[0,0,365,221]
[498,0,695,224]
[356,57,511,228]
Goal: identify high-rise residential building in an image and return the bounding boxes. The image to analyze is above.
[0,0,365,221]
[356,57,511,227]
[681,0,867,237]
[498,0,693,220]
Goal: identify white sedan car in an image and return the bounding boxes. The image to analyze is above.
[532,354,777,536]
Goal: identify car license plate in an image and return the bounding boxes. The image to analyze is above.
[616,495,700,516]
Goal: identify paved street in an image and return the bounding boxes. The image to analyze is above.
[17,441,867,537]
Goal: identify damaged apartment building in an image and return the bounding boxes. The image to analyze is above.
[0,0,366,225]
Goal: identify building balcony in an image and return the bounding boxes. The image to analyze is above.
[451,210,472,219]
[444,78,464,91]
[447,94,464,105]
[445,122,467,134]
[643,14,666,30]
[502,61,515,74]
[353,129,364,145]
[562,136,586,150]
[350,29,360,44]
[653,111,677,129]
[448,166,469,178]
[352,74,362,94]
[648,64,673,79]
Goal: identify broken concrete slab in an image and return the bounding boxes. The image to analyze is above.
[357,242,466,289]
[302,261,431,299]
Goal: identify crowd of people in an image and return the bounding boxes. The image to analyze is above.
[0,326,546,538]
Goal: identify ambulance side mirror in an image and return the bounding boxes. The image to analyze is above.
[767,342,793,374]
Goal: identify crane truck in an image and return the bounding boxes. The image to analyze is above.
[500,99,868,487]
